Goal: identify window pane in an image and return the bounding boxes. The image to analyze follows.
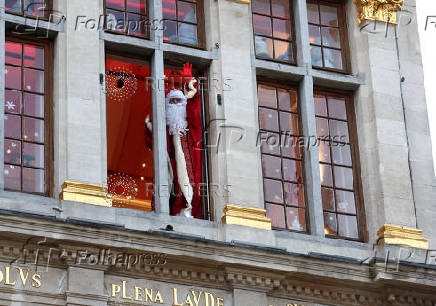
[178,23,198,45]
[286,207,306,231]
[23,118,44,143]
[252,0,271,15]
[127,0,146,14]
[308,25,321,45]
[4,114,21,139]
[5,42,22,66]
[324,212,337,235]
[328,97,347,120]
[5,65,22,90]
[259,107,279,131]
[274,41,293,62]
[260,132,281,156]
[163,20,178,42]
[338,214,358,239]
[318,140,331,163]
[319,164,333,187]
[310,46,322,67]
[163,0,176,19]
[22,167,45,193]
[258,85,277,108]
[6,0,22,13]
[307,3,319,24]
[23,142,44,168]
[316,117,328,138]
[24,45,44,69]
[280,112,299,134]
[24,0,45,16]
[106,9,126,32]
[271,0,290,18]
[178,1,197,23]
[24,68,44,93]
[336,190,356,214]
[282,137,300,159]
[321,187,335,211]
[279,89,297,112]
[255,36,273,59]
[4,165,21,191]
[334,166,353,190]
[320,5,338,27]
[273,18,291,40]
[282,159,302,182]
[323,48,343,70]
[263,178,283,203]
[314,95,327,116]
[321,27,341,48]
[5,90,22,114]
[329,119,349,142]
[262,155,282,179]
[24,93,44,118]
[4,139,21,165]
[253,15,272,36]
[332,144,352,166]
[106,0,125,10]
[127,13,147,36]
[283,182,304,207]
[266,203,285,228]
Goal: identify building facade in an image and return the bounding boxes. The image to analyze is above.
[0,0,435,305]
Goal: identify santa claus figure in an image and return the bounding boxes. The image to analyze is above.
[146,63,203,218]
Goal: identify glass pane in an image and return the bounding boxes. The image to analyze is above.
[321,187,335,211]
[332,144,352,166]
[178,1,196,23]
[178,23,198,45]
[162,0,176,19]
[284,182,305,207]
[271,0,289,18]
[338,214,358,239]
[23,118,44,143]
[279,90,297,112]
[24,93,44,118]
[266,203,285,228]
[258,85,277,108]
[280,112,299,134]
[328,97,347,120]
[308,25,321,45]
[6,0,22,13]
[324,212,337,235]
[336,190,356,214]
[316,117,328,137]
[274,41,293,62]
[127,13,147,36]
[322,27,341,48]
[5,42,22,66]
[106,0,125,10]
[23,142,44,168]
[310,46,322,67]
[314,95,327,116]
[259,107,279,131]
[282,159,302,182]
[4,139,21,165]
[320,5,338,27]
[260,132,281,156]
[286,207,306,231]
[5,65,22,90]
[24,68,44,93]
[252,0,271,15]
[334,166,353,190]
[5,90,22,114]
[282,137,300,159]
[4,114,21,139]
[127,0,146,14]
[262,155,282,179]
[24,45,44,69]
[329,119,349,142]
[273,18,290,40]
[4,165,21,191]
[253,15,272,36]
[163,20,178,42]
[307,3,319,24]
[255,36,273,59]
[106,9,126,32]
[323,48,343,70]
[318,140,331,163]
[263,178,283,203]
[24,0,45,16]
[319,164,333,187]
[23,167,44,193]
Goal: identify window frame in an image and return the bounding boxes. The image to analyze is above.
[251,0,297,65]
[4,34,54,197]
[4,0,54,20]
[257,77,309,233]
[307,0,351,74]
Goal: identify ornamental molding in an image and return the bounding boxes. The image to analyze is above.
[353,0,404,24]
[222,204,272,230]
[377,224,429,249]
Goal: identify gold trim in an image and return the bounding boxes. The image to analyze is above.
[112,196,152,211]
[377,224,429,249]
[222,205,271,230]
[61,181,111,207]
[353,0,404,24]
[231,0,250,4]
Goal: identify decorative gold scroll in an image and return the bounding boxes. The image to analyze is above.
[222,205,272,230]
[353,0,404,24]
[377,224,429,249]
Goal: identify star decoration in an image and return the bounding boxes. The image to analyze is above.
[5,101,16,111]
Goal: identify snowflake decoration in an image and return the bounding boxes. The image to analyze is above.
[105,66,138,102]
[5,101,16,111]
[105,172,138,206]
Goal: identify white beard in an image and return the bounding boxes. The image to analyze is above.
[166,102,188,136]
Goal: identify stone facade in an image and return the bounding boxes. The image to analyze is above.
[0,0,435,305]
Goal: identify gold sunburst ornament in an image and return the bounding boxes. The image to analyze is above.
[353,0,404,24]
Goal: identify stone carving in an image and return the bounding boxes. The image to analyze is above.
[353,0,404,24]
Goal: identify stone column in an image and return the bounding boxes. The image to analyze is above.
[66,267,107,306]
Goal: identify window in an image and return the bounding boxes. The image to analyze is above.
[162,0,204,47]
[252,0,295,63]
[314,91,363,240]
[105,0,148,38]
[4,38,52,195]
[307,0,349,72]
[257,82,306,232]
[5,0,51,18]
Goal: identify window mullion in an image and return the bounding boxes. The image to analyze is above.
[0,1,5,191]
[149,0,163,44]
[293,0,312,67]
